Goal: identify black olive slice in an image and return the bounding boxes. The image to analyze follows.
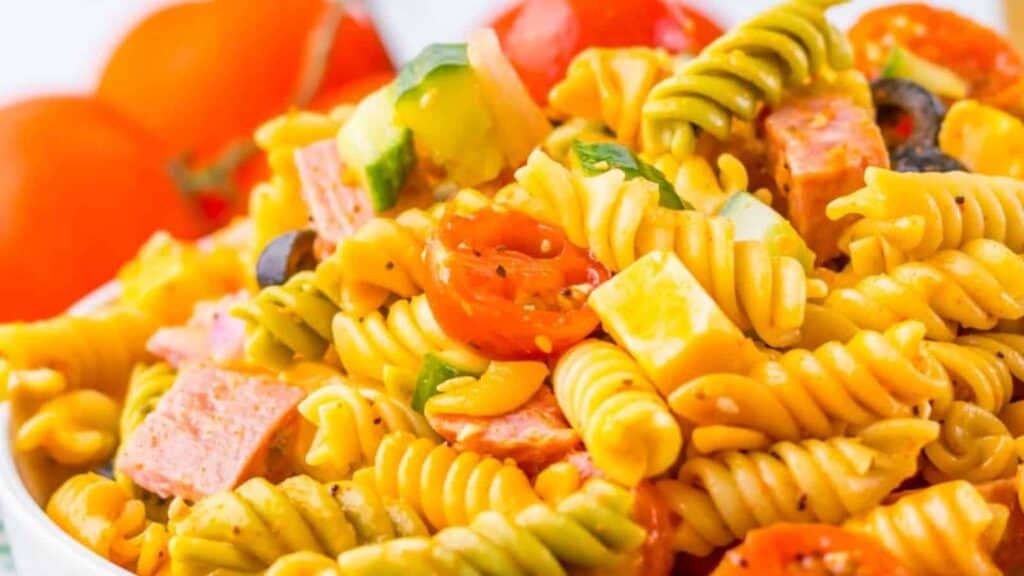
[890,144,967,173]
[871,78,947,148]
[256,229,319,289]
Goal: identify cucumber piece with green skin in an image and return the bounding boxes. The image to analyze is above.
[411,353,480,413]
[881,46,968,100]
[394,43,505,187]
[337,85,415,213]
[719,191,815,272]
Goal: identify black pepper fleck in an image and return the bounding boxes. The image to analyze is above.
[496,265,507,278]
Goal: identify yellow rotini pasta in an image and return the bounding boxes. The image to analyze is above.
[653,152,770,215]
[298,382,437,481]
[552,339,682,485]
[331,479,645,576]
[498,150,820,347]
[829,167,1024,262]
[654,418,938,556]
[168,475,428,575]
[353,432,541,531]
[669,321,949,454]
[0,305,156,397]
[332,294,488,384]
[47,473,170,576]
[921,400,1021,484]
[940,99,1024,180]
[265,552,344,576]
[822,238,1024,341]
[925,338,1018,415]
[542,118,613,164]
[533,461,585,507]
[642,0,852,156]
[549,47,673,149]
[16,390,120,467]
[423,361,546,418]
[844,481,1007,576]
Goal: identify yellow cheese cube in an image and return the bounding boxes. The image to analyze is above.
[588,251,760,396]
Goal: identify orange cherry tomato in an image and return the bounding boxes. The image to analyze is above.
[0,97,199,321]
[424,209,609,360]
[712,524,913,576]
[848,3,1023,97]
[491,0,723,103]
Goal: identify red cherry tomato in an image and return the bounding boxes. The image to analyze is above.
[712,524,913,576]
[491,0,723,103]
[848,3,1023,97]
[424,209,609,360]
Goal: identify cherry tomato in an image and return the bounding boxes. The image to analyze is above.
[848,3,1023,97]
[0,97,199,321]
[424,209,609,359]
[629,482,674,576]
[491,0,723,103]
[712,524,913,576]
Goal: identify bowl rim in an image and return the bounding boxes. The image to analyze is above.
[0,403,129,575]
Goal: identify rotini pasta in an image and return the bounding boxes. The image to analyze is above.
[298,382,437,481]
[168,475,428,575]
[642,0,852,156]
[655,418,938,556]
[669,321,949,454]
[654,152,770,215]
[115,364,176,518]
[921,400,1020,484]
[498,150,819,347]
[549,47,673,149]
[353,432,541,531]
[332,479,645,576]
[16,390,120,467]
[332,294,488,384]
[47,473,170,576]
[423,361,546,418]
[830,167,1024,262]
[844,481,1007,576]
[822,239,1024,341]
[925,337,1020,415]
[552,339,682,485]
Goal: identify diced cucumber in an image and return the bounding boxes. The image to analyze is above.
[881,46,968,100]
[719,191,815,272]
[411,353,479,413]
[394,43,505,186]
[571,141,690,210]
[337,85,415,212]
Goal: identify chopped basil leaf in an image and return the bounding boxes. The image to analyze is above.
[572,140,690,210]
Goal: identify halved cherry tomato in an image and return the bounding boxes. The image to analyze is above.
[424,209,609,359]
[491,0,723,103]
[629,482,674,576]
[712,524,913,576]
[848,3,1023,97]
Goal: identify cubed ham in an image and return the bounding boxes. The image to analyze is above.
[294,139,374,252]
[765,94,889,263]
[146,293,247,368]
[116,366,304,501]
[426,387,580,475]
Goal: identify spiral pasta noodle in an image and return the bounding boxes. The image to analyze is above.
[332,294,488,384]
[654,418,938,556]
[298,383,437,481]
[47,473,170,576]
[331,479,645,576]
[423,361,546,418]
[498,150,818,347]
[16,389,120,468]
[0,305,156,397]
[921,401,1020,484]
[168,475,429,575]
[844,481,1007,576]
[939,99,1024,180]
[116,364,176,518]
[823,238,1024,341]
[654,152,769,215]
[924,336,1023,415]
[830,167,1024,262]
[549,47,673,149]
[552,340,682,485]
[669,321,949,454]
[642,0,852,156]
[353,432,541,531]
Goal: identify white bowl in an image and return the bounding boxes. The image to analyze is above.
[0,404,127,575]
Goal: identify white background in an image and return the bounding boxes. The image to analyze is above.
[0,0,1008,107]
